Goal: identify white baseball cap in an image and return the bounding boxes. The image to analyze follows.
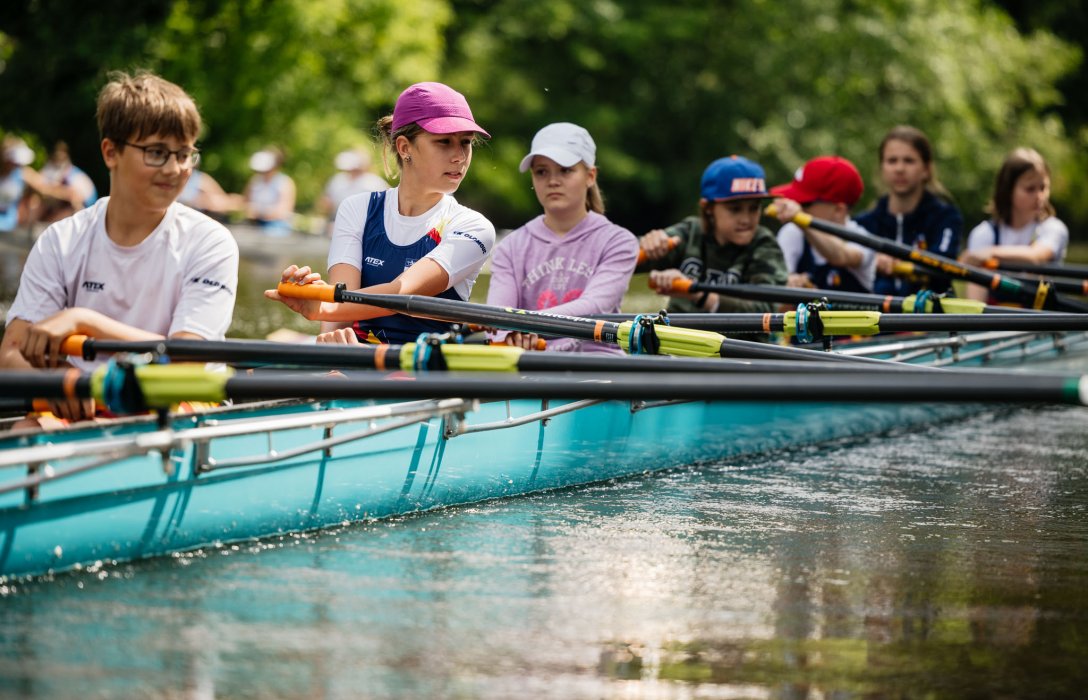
[334,150,369,171]
[4,144,35,166]
[518,122,596,173]
[249,150,277,173]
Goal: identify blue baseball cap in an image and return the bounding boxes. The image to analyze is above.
[700,156,769,202]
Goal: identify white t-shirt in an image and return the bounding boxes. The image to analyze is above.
[777,218,877,291]
[327,187,495,301]
[965,216,1068,262]
[323,172,389,214]
[7,198,239,368]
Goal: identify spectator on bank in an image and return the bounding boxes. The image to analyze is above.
[317,148,389,234]
[178,168,242,221]
[25,141,99,225]
[242,146,296,235]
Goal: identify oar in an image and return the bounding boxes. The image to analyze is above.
[895,260,1088,297]
[647,280,1037,315]
[764,205,1088,312]
[593,308,1088,336]
[983,258,1088,280]
[275,282,906,367]
[5,365,1088,414]
[56,335,935,375]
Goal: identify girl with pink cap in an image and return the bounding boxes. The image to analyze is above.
[267,82,495,344]
[486,122,639,353]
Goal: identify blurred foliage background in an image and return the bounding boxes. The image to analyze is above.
[1,0,1084,236]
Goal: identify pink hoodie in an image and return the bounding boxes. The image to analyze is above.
[487,211,639,353]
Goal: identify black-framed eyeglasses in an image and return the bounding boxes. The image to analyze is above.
[122,141,201,168]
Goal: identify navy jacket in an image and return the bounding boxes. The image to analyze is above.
[855,191,963,295]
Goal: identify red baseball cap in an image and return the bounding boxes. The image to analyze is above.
[770,156,863,207]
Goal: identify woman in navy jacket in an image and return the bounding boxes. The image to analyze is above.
[855,126,963,296]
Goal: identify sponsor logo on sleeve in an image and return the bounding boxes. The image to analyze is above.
[449,230,488,254]
[188,276,234,295]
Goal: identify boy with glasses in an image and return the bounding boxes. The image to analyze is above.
[1,71,239,421]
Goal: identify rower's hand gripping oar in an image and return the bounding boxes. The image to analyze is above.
[764,204,1088,313]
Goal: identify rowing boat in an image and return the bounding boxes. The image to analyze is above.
[2,326,1086,580]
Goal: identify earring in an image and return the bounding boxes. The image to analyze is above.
[404,155,411,163]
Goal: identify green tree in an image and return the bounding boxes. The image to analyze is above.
[1,0,451,208]
[446,0,1080,237]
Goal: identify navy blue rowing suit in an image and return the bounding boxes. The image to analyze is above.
[352,190,460,344]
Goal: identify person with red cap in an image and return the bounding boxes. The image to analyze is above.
[637,155,787,317]
[770,155,876,293]
[267,82,495,344]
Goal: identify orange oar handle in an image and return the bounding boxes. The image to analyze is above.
[637,236,680,264]
[647,276,694,294]
[276,282,337,302]
[61,334,89,357]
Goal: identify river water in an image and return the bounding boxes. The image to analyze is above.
[1,231,1087,698]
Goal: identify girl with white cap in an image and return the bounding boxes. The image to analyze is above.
[486,122,638,353]
[267,82,495,345]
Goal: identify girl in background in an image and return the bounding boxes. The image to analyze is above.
[960,148,1067,303]
[487,122,639,353]
[855,126,962,295]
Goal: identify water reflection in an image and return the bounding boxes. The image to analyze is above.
[2,406,1087,698]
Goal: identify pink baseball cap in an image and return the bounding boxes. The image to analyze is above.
[770,156,863,207]
[391,82,490,137]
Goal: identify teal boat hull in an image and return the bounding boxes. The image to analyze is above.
[0,331,1083,579]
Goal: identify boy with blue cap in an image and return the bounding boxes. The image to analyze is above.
[638,155,787,314]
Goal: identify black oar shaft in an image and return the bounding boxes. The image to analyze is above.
[4,368,1083,407]
[336,289,623,344]
[990,259,1088,280]
[512,355,931,374]
[672,283,1034,314]
[79,337,384,369]
[875,314,1088,333]
[222,371,1083,404]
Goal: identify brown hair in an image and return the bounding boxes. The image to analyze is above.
[96,71,201,146]
[988,147,1054,224]
[586,176,606,215]
[878,125,954,202]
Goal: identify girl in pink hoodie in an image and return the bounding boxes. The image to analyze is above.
[487,123,639,353]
